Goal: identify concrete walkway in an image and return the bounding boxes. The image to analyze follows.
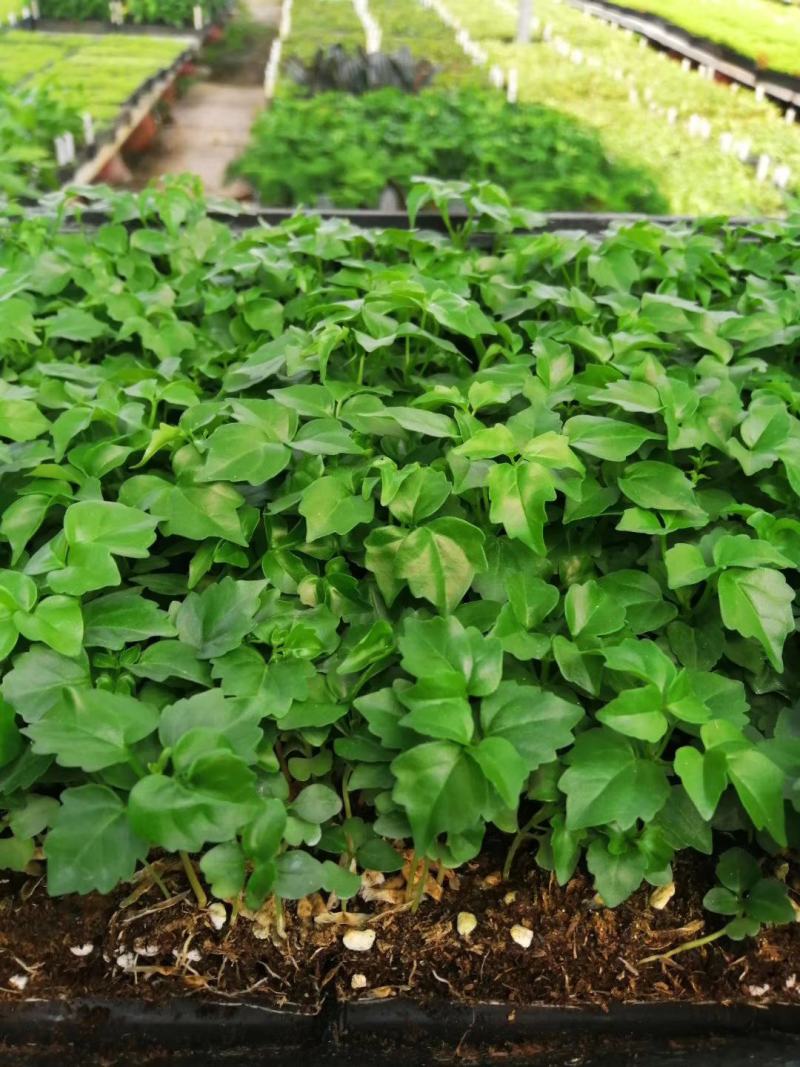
[133,83,266,194]
[132,1,279,196]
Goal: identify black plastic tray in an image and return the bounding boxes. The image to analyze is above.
[2,997,800,1066]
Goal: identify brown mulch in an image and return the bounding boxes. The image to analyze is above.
[0,846,798,1011]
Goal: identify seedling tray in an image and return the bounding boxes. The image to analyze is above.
[565,0,800,108]
[2,997,800,1066]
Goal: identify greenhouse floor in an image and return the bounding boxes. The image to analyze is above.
[131,82,267,194]
[130,0,278,195]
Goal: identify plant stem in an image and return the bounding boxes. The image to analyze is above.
[274,895,286,938]
[342,766,353,821]
[147,863,172,902]
[640,927,727,964]
[503,807,553,881]
[405,851,418,903]
[180,851,208,909]
[127,751,148,779]
[411,858,429,914]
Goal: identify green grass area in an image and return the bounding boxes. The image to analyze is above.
[605,0,800,77]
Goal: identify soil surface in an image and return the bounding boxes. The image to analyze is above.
[1,845,798,1012]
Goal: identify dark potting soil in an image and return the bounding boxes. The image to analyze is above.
[1,846,798,1012]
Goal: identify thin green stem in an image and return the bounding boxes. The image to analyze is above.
[146,863,172,902]
[640,927,727,964]
[411,858,429,915]
[503,807,553,881]
[342,766,353,822]
[180,851,208,909]
[127,751,148,779]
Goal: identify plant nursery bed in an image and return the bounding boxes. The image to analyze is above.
[3,182,800,1063]
[566,0,800,107]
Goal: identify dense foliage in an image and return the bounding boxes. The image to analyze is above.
[286,45,436,95]
[233,87,666,211]
[0,80,82,197]
[38,0,229,27]
[0,180,798,936]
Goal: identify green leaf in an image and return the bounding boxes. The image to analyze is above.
[321,860,362,899]
[674,746,728,821]
[398,677,475,744]
[25,688,159,771]
[398,615,502,696]
[64,501,158,558]
[274,850,324,899]
[506,574,559,630]
[596,685,668,742]
[0,399,49,443]
[176,577,265,659]
[82,591,176,649]
[745,879,795,925]
[44,785,147,895]
[198,424,291,485]
[565,580,626,639]
[48,543,122,597]
[586,838,646,907]
[242,798,287,860]
[0,835,35,872]
[602,639,677,693]
[357,838,403,872]
[299,476,375,542]
[128,752,258,852]
[469,736,528,808]
[559,729,670,831]
[395,518,486,614]
[2,646,90,723]
[15,596,83,658]
[618,462,696,511]
[716,848,761,894]
[0,699,23,768]
[488,461,556,554]
[159,689,263,762]
[718,567,795,671]
[1,494,50,564]
[129,640,211,685]
[725,747,786,845]
[565,415,661,461]
[290,784,342,824]
[199,841,246,899]
[391,741,489,852]
[665,544,715,589]
[480,681,584,771]
[44,307,106,342]
[712,534,793,571]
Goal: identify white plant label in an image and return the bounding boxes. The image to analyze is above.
[506,67,518,104]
